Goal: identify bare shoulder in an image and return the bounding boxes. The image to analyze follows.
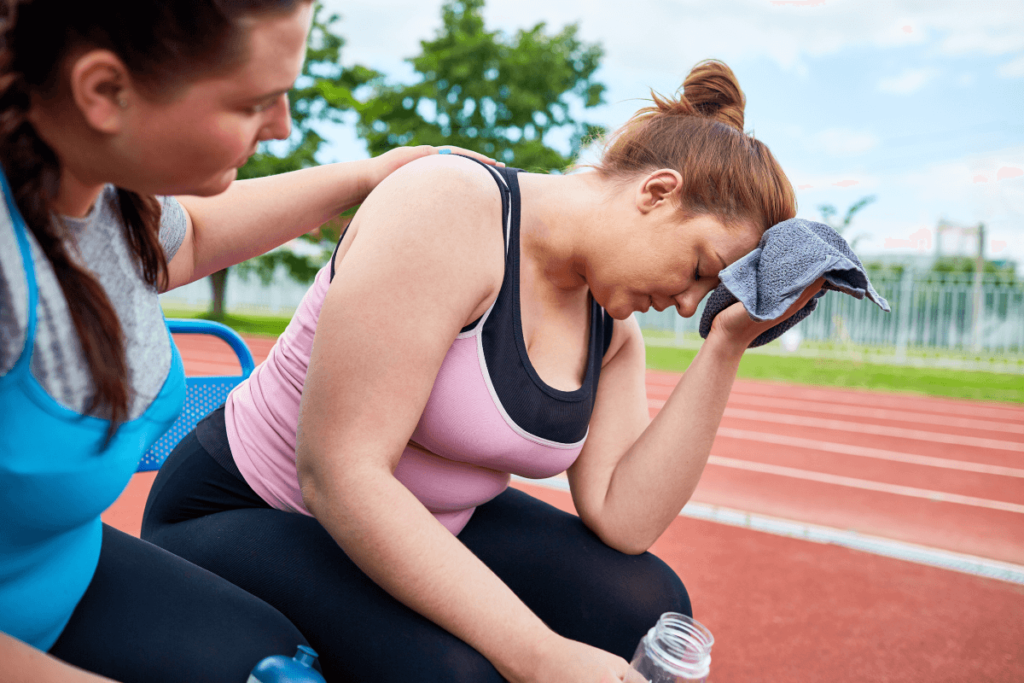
[354,154,505,248]
[333,155,507,327]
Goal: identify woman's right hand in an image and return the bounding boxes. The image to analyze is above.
[524,634,639,683]
[707,277,826,352]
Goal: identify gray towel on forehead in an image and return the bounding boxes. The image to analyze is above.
[698,218,890,348]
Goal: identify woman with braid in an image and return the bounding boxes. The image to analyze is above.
[143,60,823,682]
[0,1,493,680]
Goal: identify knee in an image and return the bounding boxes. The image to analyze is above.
[228,596,312,678]
[586,553,691,659]
[627,554,691,623]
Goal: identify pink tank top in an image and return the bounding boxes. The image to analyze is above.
[225,163,613,534]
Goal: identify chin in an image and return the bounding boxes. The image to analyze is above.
[609,305,637,321]
[188,170,239,197]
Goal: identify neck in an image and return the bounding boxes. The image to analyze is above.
[517,171,620,291]
[28,98,110,218]
[55,168,106,218]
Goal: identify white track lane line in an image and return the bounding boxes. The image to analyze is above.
[724,395,1024,434]
[512,476,1024,586]
[715,427,1024,478]
[650,400,1024,453]
[706,456,1024,514]
[727,384,1024,422]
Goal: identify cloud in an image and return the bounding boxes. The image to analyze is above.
[878,67,938,94]
[998,54,1024,78]
[787,172,879,192]
[811,128,881,156]
[324,0,1024,76]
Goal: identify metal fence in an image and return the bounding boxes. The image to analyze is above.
[163,269,1024,354]
[635,272,1024,354]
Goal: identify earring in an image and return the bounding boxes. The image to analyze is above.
[116,95,128,109]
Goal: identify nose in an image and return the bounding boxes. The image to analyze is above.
[260,94,292,141]
[676,292,701,319]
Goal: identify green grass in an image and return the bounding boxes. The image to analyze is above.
[641,329,1024,370]
[161,307,291,338]
[163,306,1023,404]
[646,345,1024,404]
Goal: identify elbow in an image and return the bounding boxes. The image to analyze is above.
[296,445,327,517]
[608,534,656,557]
[584,515,657,556]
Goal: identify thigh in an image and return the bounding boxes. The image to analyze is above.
[49,524,309,683]
[144,428,500,682]
[460,487,692,660]
[147,505,503,683]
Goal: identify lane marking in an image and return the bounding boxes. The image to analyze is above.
[720,408,1024,452]
[513,476,1024,586]
[715,428,1024,478]
[727,385,1024,423]
[724,395,1024,434]
[706,456,1024,514]
[651,400,1024,453]
[644,374,1024,422]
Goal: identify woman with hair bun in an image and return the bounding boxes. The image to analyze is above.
[142,59,823,682]
[0,0,495,680]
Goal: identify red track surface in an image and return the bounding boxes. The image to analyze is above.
[103,334,1024,682]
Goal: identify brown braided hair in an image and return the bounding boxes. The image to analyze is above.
[0,0,302,434]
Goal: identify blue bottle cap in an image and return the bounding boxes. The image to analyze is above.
[294,645,318,667]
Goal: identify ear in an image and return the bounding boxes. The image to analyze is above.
[636,169,683,215]
[67,50,133,135]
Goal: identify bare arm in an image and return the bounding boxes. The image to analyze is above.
[568,281,825,554]
[163,146,499,291]
[0,632,117,683]
[296,156,629,683]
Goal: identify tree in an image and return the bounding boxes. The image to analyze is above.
[818,195,876,250]
[353,0,606,172]
[207,3,378,318]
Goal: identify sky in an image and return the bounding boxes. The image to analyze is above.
[317,0,1024,269]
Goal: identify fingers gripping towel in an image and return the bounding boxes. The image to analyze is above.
[699,218,891,348]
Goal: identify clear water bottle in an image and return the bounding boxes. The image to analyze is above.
[628,612,715,683]
[247,645,326,683]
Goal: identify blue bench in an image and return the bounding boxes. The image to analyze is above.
[138,319,255,472]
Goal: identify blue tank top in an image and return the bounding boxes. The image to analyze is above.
[0,170,185,651]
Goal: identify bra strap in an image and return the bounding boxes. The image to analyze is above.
[0,167,38,369]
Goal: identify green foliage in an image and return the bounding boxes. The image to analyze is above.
[862,261,905,279]
[232,4,376,291]
[224,0,608,314]
[818,195,876,249]
[931,256,1018,282]
[353,0,606,172]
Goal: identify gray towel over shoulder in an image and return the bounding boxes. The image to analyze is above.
[699,218,890,348]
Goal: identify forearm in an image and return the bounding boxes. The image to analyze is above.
[303,468,557,683]
[593,336,744,552]
[179,159,375,281]
[1,631,117,683]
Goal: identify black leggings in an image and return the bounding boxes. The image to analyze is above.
[48,525,310,682]
[141,409,691,683]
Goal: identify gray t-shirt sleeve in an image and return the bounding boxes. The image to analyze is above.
[158,196,187,262]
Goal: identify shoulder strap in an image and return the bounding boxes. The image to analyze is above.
[0,166,38,367]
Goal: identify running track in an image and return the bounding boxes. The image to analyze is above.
[104,333,1024,681]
